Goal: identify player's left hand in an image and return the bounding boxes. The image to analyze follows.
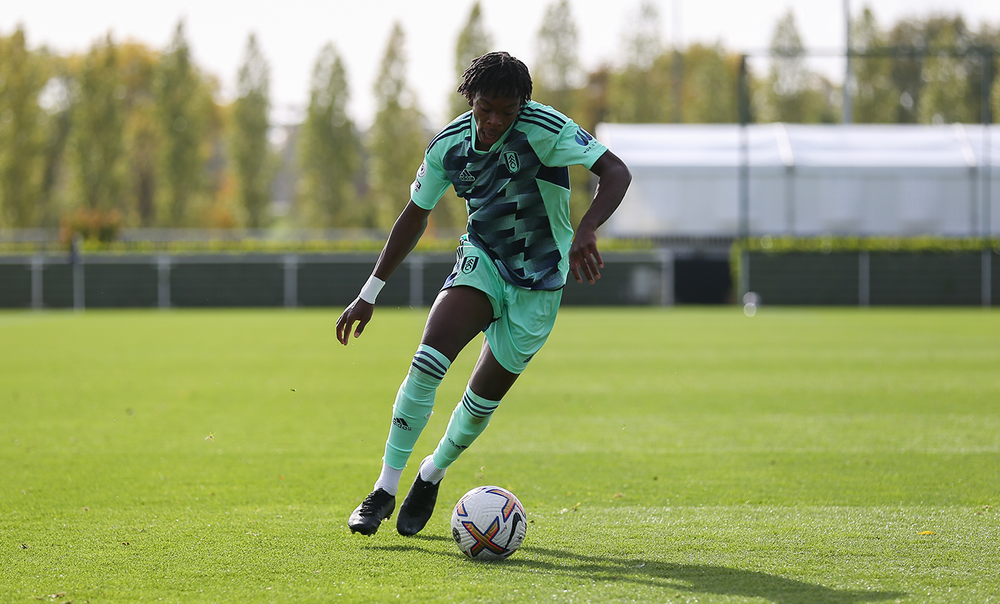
[569,227,603,284]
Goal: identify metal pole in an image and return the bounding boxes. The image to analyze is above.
[737,54,751,303]
[157,256,171,309]
[858,251,869,307]
[983,49,993,307]
[31,256,43,309]
[283,254,298,308]
[659,248,675,306]
[738,55,750,241]
[71,235,84,312]
[409,255,424,307]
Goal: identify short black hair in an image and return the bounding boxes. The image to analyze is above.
[457,51,532,106]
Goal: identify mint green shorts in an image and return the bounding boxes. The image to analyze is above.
[442,239,562,374]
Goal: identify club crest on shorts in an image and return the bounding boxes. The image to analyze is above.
[461,256,479,274]
[503,151,520,174]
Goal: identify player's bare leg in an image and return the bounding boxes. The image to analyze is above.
[418,286,496,361]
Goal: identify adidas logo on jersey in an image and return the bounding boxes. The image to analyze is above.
[459,169,475,182]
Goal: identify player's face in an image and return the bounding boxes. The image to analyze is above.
[471,92,520,151]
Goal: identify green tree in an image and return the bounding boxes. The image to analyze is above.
[760,10,833,123]
[682,43,740,123]
[918,24,973,124]
[851,6,899,123]
[888,15,970,124]
[155,21,208,226]
[762,10,810,122]
[229,33,273,228]
[434,3,495,231]
[37,57,74,227]
[887,17,927,123]
[994,55,1000,124]
[0,26,47,227]
[297,42,360,227]
[533,0,581,115]
[366,22,427,230]
[68,34,129,215]
[450,1,493,120]
[607,1,671,123]
[116,42,160,227]
[533,0,595,224]
[967,24,1000,125]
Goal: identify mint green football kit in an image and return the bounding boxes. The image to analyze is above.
[382,101,608,473]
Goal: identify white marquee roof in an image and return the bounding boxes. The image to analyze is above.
[595,123,1000,170]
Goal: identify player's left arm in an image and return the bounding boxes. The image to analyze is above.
[569,149,631,284]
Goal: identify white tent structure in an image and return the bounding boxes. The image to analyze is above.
[595,123,1000,239]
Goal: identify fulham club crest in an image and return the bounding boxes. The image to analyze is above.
[503,151,519,174]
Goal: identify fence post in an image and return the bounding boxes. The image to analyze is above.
[31,256,43,310]
[984,248,992,308]
[71,236,84,312]
[157,256,171,309]
[284,254,298,308]
[659,248,674,306]
[859,251,870,307]
[409,254,424,307]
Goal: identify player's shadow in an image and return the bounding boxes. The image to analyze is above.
[373,538,905,604]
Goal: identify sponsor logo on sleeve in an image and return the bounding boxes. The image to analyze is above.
[574,127,599,152]
[417,160,427,178]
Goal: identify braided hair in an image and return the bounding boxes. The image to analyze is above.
[457,51,532,106]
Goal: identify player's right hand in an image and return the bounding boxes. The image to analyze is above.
[336,298,374,345]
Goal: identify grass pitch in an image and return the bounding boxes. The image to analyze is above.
[1,307,998,603]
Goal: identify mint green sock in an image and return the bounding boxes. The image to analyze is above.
[431,386,501,469]
[382,344,450,470]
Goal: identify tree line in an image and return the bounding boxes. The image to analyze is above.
[1,1,998,235]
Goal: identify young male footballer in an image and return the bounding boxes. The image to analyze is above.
[337,51,631,536]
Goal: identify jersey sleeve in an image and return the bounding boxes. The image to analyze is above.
[409,150,451,210]
[538,120,608,170]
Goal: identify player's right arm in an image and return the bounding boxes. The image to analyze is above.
[336,201,431,345]
[338,126,455,346]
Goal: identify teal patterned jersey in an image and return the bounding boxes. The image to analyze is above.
[409,101,607,291]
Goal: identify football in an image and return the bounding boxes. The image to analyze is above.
[451,486,527,560]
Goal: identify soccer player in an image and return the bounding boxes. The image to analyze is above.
[337,51,631,536]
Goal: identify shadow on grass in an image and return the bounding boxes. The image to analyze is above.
[369,538,906,604]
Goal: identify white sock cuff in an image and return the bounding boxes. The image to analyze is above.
[374,462,404,496]
[418,454,447,484]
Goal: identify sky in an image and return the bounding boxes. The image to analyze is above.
[4,0,1000,129]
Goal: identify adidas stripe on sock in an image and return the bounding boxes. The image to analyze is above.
[382,344,451,472]
[431,386,500,469]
